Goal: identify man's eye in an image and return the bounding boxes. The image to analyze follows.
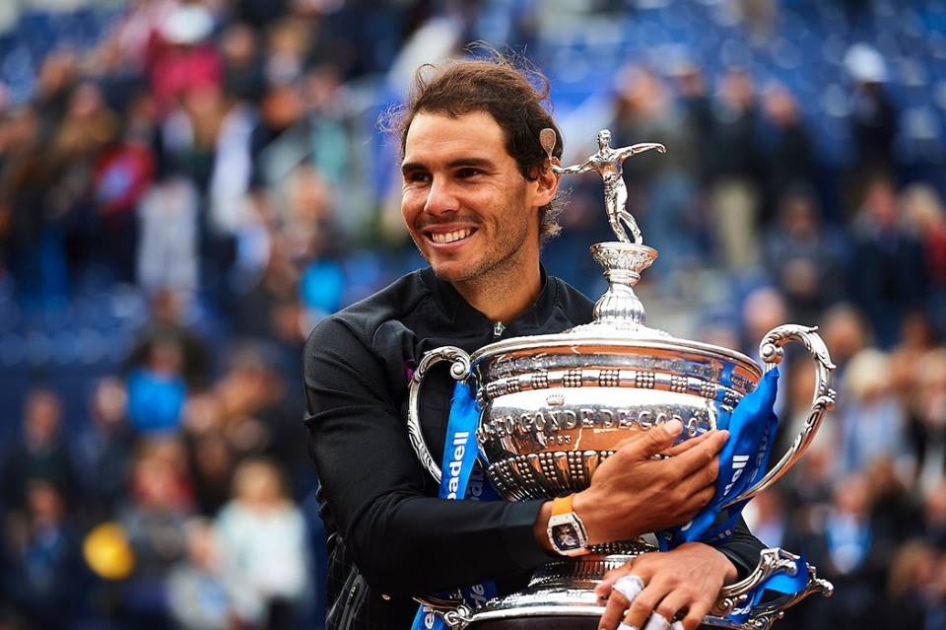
[404,172,431,184]
[456,167,481,178]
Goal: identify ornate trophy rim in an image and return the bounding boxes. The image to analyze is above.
[467,331,764,383]
[470,336,762,377]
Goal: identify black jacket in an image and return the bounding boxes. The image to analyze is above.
[303,267,762,629]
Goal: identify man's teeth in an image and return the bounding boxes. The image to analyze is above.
[431,229,472,244]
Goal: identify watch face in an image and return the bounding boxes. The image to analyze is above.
[551,522,582,550]
[548,513,588,554]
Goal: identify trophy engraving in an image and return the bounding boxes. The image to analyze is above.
[406,130,837,629]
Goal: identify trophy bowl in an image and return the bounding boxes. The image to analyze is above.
[408,244,836,512]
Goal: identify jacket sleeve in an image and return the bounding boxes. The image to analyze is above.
[303,317,551,597]
[715,517,765,579]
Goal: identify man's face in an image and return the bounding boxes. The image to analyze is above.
[401,111,549,286]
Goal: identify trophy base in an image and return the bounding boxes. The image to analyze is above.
[429,548,833,630]
[463,554,742,630]
[471,619,735,630]
[469,618,597,629]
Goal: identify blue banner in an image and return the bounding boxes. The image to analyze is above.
[726,552,809,625]
[659,368,781,548]
[412,381,498,630]
[656,368,807,624]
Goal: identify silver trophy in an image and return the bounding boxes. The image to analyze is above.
[407,130,836,629]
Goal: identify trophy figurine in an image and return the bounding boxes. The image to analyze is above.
[407,129,836,629]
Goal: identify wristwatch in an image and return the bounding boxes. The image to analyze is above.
[547,494,590,557]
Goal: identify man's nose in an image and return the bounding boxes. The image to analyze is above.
[424,177,459,215]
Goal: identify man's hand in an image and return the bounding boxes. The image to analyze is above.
[595,543,738,630]
[573,419,728,544]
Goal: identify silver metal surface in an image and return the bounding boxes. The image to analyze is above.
[549,128,665,245]
[415,546,832,630]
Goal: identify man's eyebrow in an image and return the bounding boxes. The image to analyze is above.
[401,157,497,174]
[400,161,426,174]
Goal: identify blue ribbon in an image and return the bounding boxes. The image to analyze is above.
[412,381,498,630]
[657,368,810,623]
[659,367,781,549]
[725,552,809,624]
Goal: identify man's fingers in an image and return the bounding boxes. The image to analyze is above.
[626,419,683,459]
[623,582,665,630]
[663,430,714,457]
[679,597,714,630]
[597,561,637,599]
[600,574,644,629]
[652,589,697,630]
[668,431,728,478]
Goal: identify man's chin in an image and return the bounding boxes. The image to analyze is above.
[430,261,477,284]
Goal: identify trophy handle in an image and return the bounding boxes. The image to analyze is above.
[723,324,836,508]
[713,547,834,622]
[407,346,473,484]
[411,595,474,630]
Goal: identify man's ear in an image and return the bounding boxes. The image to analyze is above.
[533,159,560,207]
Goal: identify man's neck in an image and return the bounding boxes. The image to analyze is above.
[452,263,542,324]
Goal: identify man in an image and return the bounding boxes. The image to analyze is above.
[303,54,763,630]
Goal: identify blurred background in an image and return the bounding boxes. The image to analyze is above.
[0,0,943,628]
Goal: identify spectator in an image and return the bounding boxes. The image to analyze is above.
[901,183,946,340]
[843,43,899,200]
[125,287,212,391]
[136,175,200,297]
[883,540,939,629]
[706,67,765,270]
[166,517,231,630]
[608,64,704,290]
[888,311,938,405]
[1,481,87,628]
[0,103,70,311]
[761,186,850,323]
[848,175,929,348]
[146,3,223,121]
[0,388,77,514]
[216,457,312,629]
[800,473,887,630]
[118,438,194,628]
[73,377,137,525]
[908,349,946,497]
[759,83,815,228]
[126,333,188,435]
[219,21,266,102]
[818,302,874,376]
[835,349,910,476]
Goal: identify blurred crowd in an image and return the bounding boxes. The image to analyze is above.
[0,0,944,629]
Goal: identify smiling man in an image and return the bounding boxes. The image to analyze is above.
[303,54,763,630]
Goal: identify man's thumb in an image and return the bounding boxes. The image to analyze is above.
[633,419,683,458]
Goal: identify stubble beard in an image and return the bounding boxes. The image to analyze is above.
[425,207,532,289]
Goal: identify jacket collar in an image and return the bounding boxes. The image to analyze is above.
[419,266,558,338]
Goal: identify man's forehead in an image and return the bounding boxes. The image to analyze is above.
[407,110,503,135]
[403,111,508,160]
